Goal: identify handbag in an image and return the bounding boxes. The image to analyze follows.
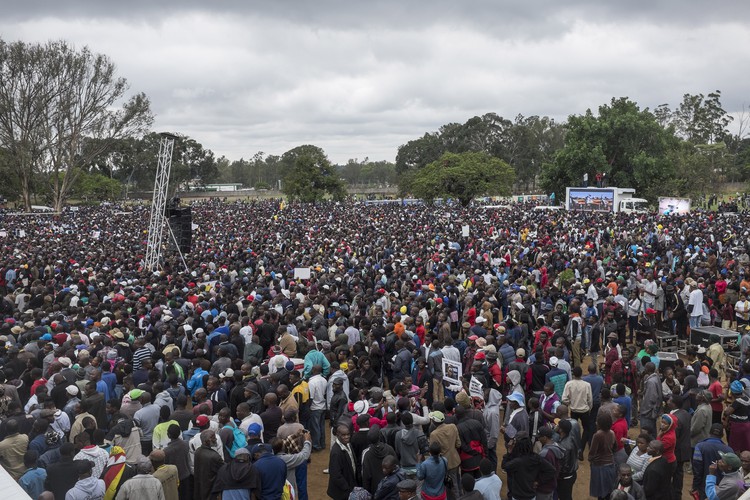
[442,457,453,488]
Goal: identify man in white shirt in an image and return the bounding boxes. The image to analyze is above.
[307,365,328,451]
[687,279,704,329]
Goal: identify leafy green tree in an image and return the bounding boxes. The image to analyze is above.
[280,145,346,202]
[407,151,515,206]
[540,97,679,201]
[70,171,122,201]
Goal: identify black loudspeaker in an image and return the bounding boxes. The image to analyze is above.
[168,207,192,253]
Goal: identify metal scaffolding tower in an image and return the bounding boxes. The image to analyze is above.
[144,133,176,272]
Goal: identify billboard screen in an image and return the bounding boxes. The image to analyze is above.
[567,188,614,211]
[658,197,691,215]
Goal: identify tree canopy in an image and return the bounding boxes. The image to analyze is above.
[408,151,515,206]
[280,145,346,202]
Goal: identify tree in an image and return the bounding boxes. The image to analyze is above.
[280,145,346,202]
[540,97,679,200]
[0,38,152,211]
[407,151,515,206]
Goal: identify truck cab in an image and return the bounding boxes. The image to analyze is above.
[619,198,648,214]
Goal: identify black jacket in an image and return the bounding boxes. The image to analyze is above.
[328,442,356,500]
[642,456,671,500]
[44,457,79,500]
[362,442,397,493]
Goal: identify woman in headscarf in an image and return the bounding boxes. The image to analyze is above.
[657,414,678,479]
[101,446,136,500]
[724,379,750,453]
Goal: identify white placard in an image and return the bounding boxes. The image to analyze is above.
[442,358,462,386]
[293,267,311,280]
[0,231,6,238]
[469,376,484,400]
[462,225,470,237]
[92,231,100,240]
[192,224,199,230]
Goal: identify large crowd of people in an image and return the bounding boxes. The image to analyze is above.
[0,198,750,500]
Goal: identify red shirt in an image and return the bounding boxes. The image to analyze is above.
[709,380,724,412]
[660,427,677,463]
[612,418,628,451]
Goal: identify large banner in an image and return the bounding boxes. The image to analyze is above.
[567,188,614,212]
[658,197,691,215]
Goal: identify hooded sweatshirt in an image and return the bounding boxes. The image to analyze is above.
[212,459,260,499]
[507,370,524,397]
[362,442,397,493]
[484,389,502,450]
[537,442,565,493]
[65,476,105,500]
[395,426,424,468]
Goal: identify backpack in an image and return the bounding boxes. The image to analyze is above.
[223,424,248,458]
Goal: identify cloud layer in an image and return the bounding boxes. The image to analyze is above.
[2,2,749,163]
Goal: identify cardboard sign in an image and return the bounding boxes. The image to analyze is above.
[442,358,462,385]
[293,267,311,280]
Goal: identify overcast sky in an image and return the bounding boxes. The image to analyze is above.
[2,1,750,164]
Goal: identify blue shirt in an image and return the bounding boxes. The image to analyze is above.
[613,395,632,427]
[583,374,605,406]
[19,467,46,499]
[187,368,208,396]
[253,453,287,500]
[416,457,447,497]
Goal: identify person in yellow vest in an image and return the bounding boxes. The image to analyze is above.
[289,370,311,428]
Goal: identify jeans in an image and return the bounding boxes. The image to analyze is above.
[689,315,702,328]
[295,458,308,500]
[309,409,326,450]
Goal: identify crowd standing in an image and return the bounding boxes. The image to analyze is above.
[0,199,750,500]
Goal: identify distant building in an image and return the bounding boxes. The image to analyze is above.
[197,183,244,192]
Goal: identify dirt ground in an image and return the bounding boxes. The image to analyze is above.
[306,417,696,500]
[306,356,698,499]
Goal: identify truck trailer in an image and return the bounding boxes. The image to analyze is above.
[565,187,647,213]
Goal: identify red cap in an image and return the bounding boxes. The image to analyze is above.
[468,335,479,341]
[474,351,486,360]
[195,415,210,427]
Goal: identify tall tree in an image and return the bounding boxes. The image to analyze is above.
[540,97,679,200]
[407,151,515,206]
[0,38,152,211]
[280,145,346,202]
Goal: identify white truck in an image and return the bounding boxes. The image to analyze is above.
[565,187,648,214]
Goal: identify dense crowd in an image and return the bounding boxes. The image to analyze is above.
[1,199,750,500]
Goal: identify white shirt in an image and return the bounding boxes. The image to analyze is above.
[689,289,704,317]
[188,430,224,474]
[308,374,328,411]
[239,413,264,442]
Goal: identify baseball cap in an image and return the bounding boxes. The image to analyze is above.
[428,411,445,423]
[247,423,262,436]
[719,451,741,470]
[549,356,559,367]
[195,415,210,428]
[516,348,526,357]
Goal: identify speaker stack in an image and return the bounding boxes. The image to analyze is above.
[167,206,192,254]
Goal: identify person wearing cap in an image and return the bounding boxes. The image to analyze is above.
[65,458,106,500]
[706,451,744,500]
[545,355,569,398]
[395,478,417,500]
[427,409,460,497]
[690,390,713,447]
[692,423,733,498]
